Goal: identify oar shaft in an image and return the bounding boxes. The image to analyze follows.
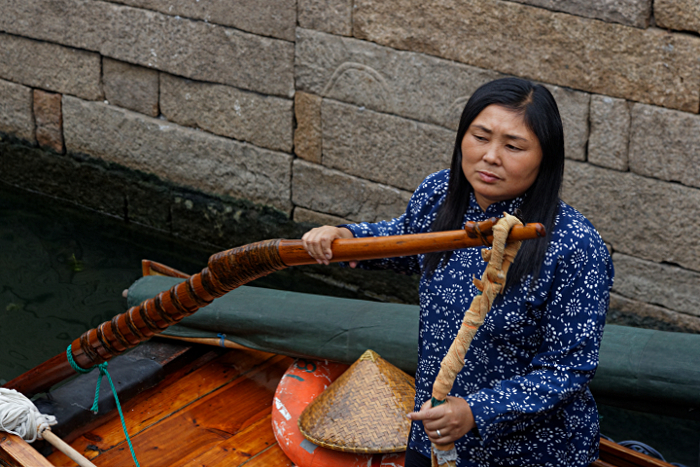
[278,223,545,265]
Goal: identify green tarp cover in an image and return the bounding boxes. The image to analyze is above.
[592,324,700,419]
[127,276,420,373]
[128,275,700,419]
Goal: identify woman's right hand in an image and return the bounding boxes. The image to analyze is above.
[301,226,355,266]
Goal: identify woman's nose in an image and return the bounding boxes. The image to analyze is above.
[482,145,501,165]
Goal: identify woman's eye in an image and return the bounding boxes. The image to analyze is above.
[506,144,522,151]
[474,135,487,141]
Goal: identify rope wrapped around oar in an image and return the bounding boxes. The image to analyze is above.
[4,217,544,398]
[430,213,523,466]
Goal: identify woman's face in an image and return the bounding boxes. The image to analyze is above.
[461,104,543,211]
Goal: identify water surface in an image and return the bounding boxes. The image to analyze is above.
[0,183,356,383]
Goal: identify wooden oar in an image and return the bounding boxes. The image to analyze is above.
[4,218,545,397]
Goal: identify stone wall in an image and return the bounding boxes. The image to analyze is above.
[1,0,700,331]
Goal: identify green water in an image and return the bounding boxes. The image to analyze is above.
[0,184,211,382]
[0,183,698,466]
[0,183,359,384]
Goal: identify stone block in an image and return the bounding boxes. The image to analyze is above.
[33,90,64,153]
[293,207,350,226]
[544,84,589,161]
[612,253,700,317]
[353,0,700,112]
[295,28,502,130]
[106,4,295,98]
[0,0,102,53]
[562,161,700,272]
[0,79,35,144]
[506,0,651,28]
[629,103,700,189]
[292,160,411,222]
[298,0,352,36]
[62,96,293,213]
[106,0,297,41]
[160,74,293,153]
[0,0,294,98]
[294,92,323,163]
[103,58,159,117]
[655,0,700,35]
[0,33,101,101]
[588,95,630,171]
[609,293,700,334]
[322,100,454,191]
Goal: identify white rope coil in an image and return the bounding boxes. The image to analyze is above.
[0,388,56,442]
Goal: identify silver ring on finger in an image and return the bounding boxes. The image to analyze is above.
[436,429,442,438]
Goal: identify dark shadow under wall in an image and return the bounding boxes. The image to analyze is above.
[0,137,420,305]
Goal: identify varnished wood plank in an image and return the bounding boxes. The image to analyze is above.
[85,355,291,467]
[592,460,618,467]
[47,349,280,465]
[599,438,676,467]
[53,346,221,448]
[242,444,293,467]
[0,433,54,467]
[178,414,277,467]
[47,349,227,466]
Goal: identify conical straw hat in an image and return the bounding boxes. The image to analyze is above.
[298,349,415,453]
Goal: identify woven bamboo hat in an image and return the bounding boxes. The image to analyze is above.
[298,349,415,453]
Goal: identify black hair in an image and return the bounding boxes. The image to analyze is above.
[423,77,564,288]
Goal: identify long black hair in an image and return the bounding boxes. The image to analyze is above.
[423,77,565,288]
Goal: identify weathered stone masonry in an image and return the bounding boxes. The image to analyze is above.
[2,0,700,331]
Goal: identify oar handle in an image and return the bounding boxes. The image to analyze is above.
[4,218,544,397]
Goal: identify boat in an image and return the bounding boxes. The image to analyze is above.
[0,221,693,467]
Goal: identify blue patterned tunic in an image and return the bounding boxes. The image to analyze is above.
[341,170,614,466]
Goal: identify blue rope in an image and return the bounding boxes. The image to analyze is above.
[67,344,141,467]
[217,333,227,347]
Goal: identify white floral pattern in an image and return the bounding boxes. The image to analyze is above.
[342,170,614,466]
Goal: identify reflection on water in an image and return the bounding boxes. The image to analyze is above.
[0,183,359,383]
[0,184,210,382]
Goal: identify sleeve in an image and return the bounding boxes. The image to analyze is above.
[463,231,614,444]
[338,170,448,276]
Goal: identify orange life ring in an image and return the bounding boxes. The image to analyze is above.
[272,358,407,467]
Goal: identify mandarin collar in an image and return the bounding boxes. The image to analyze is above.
[466,191,525,217]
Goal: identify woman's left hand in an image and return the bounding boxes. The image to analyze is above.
[407,396,475,444]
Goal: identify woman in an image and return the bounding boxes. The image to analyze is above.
[302,77,614,467]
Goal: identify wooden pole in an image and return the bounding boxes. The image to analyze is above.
[41,430,97,467]
[4,218,545,397]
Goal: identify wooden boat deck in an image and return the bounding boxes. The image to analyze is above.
[2,339,678,467]
[45,347,294,467]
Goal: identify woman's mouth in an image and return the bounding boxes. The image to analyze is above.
[477,171,500,183]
